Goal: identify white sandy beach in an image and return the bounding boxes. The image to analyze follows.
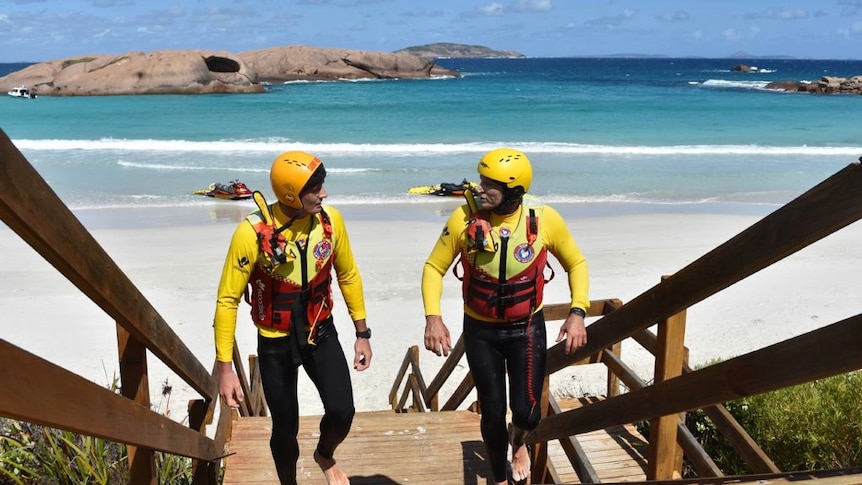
[2,202,860,425]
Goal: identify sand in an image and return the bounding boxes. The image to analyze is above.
[2,201,860,424]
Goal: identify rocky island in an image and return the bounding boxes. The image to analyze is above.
[0,45,461,96]
[394,42,525,59]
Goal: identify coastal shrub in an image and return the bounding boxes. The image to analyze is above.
[0,422,200,485]
[684,369,862,475]
[0,419,126,484]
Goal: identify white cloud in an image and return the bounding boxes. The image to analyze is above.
[722,26,760,41]
[514,0,552,12]
[479,3,505,15]
[744,8,809,20]
[853,20,862,32]
[658,10,690,23]
[722,28,743,41]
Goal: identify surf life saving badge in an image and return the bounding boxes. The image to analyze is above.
[314,240,332,262]
[514,243,534,263]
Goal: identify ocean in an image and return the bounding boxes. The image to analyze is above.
[2,57,861,225]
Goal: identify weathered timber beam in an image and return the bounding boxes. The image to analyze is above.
[529,313,862,443]
[0,339,219,461]
[632,328,777,473]
[547,161,862,375]
[601,350,723,477]
[0,129,214,400]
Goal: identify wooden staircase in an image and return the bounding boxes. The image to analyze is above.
[222,407,649,484]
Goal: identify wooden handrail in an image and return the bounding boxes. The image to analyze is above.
[389,345,434,412]
[424,336,466,408]
[633,328,779,474]
[389,346,418,409]
[546,161,862,377]
[0,129,216,402]
[600,345,723,477]
[0,127,222,479]
[530,312,862,442]
[0,339,218,460]
[396,299,625,413]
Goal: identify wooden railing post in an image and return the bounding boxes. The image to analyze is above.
[117,324,157,484]
[532,374,552,483]
[647,279,688,480]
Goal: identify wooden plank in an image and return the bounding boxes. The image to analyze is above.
[223,409,648,484]
[0,339,219,461]
[0,129,215,401]
[543,398,647,484]
[546,161,862,380]
[223,408,862,485]
[223,411,488,485]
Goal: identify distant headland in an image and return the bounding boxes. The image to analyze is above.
[394,43,525,59]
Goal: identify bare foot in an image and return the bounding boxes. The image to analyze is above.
[510,443,531,482]
[314,450,351,485]
[508,423,531,483]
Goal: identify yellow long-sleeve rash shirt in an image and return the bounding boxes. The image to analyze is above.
[213,204,366,362]
[421,203,589,321]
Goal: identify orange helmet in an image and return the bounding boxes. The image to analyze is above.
[269,151,324,209]
[477,148,532,196]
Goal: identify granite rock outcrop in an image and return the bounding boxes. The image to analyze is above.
[0,46,460,96]
[1,50,262,96]
[765,75,862,95]
[239,45,460,82]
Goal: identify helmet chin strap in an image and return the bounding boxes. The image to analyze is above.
[493,197,522,215]
[492,186,524,215]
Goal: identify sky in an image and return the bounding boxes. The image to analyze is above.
[1,0,861,63]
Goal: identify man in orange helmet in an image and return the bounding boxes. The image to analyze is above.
[214,151,372,485]
[421,148,589,485]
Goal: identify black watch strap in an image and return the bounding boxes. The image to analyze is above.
[569,307,587,318]
[355,328,371,339]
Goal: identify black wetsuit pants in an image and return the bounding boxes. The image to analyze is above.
[463,311,547,483]
[257,319,355,485]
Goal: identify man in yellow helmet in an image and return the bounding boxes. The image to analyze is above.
[214,151,372,485]
[421,148,589,485]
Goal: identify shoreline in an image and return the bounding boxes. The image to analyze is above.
[42,198,782,232]
[2,201,856,421]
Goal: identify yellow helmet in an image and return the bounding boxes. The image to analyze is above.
[270,151,324,209]
[477,148,532,196]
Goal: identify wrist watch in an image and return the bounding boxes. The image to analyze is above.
[569,307,587,318]
[355,328,371,339]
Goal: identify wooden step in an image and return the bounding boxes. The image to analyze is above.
[223,410,489,484]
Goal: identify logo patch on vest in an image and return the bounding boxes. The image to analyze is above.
[514,243,534,263]
[314,240,332,260]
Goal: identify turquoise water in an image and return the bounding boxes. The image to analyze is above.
[1,57,861,214]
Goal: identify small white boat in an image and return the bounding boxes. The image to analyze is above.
[7,86,36,99]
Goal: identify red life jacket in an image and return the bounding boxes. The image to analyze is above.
[246,210,335,335]
[459,202,553,321]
